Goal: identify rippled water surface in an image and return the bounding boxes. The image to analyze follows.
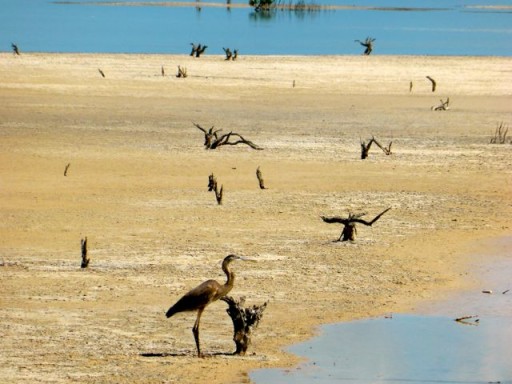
[1,0,511,55]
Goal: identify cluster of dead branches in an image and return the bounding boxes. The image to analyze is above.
[355,37,375,55]
[432,97,450,111]
[190,43,207,57]
[490,122,509,144]
[11,43,20,56]
[208,173,223,204]
[223,48,238,61]
[176,65,188,78]
[193,123,263,150]
[221,296,267,355]
[360,136,393,159]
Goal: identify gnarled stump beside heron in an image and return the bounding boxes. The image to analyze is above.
[221,296,267,356]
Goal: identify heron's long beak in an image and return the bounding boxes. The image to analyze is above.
[239,256,257,262]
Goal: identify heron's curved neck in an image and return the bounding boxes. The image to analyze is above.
[222,263,235,290]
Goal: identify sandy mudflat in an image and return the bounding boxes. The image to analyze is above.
[0,53,511,383]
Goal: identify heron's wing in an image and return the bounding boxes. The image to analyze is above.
[166,279,222,317]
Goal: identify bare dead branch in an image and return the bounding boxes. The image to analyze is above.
[426,76,436,92]
[256,166,266,189]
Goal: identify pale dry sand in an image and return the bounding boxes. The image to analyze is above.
[0,53,511,383]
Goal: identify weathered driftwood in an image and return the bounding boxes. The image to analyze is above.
[221,296,268,356]
[223,47,232,60]
[190,43,208,57]
[64,163,71,176]
[12,43,20,56]
[454,315,479,326]
[426,76,437,92]
[193,123,262,150]
[490,122,509,144]
[80,237,90,268]
[432,97,450,111]
[360,136,393,159]
[176,65,188,78]
[223,48,238,61]
[355,37,375,55]
[256,166,267,189]
[98,68,106,78]
[321,207,391,242]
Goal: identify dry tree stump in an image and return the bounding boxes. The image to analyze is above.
[207,173,223,204]
[221,296,268,356]
[176,65,188,78]
[80,237,90,268]
[321,207,391,242]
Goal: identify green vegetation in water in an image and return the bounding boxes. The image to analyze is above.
[249,0,322,12]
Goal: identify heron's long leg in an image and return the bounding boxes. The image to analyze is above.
[193,308,205,358]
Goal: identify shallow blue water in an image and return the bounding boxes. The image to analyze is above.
[251,314,512,383]
[251,239,512,384]
[1,0,511,55]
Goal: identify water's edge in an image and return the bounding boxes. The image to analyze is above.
[251,236,512,383]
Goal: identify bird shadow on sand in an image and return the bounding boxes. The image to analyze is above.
[140,351,235,358]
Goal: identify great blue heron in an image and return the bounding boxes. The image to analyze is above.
[165,254,251,357]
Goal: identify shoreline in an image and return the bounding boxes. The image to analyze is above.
[251,234,512,383]
[0,53,511,383]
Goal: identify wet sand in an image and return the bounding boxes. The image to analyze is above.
[0,53,511,383]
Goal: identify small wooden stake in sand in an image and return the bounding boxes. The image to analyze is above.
[81,237,90,268]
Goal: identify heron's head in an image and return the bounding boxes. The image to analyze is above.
[222,254,257,267]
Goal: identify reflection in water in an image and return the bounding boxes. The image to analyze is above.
[251,314,512,383]
[2,1,512,55]
[252,240,512,384]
